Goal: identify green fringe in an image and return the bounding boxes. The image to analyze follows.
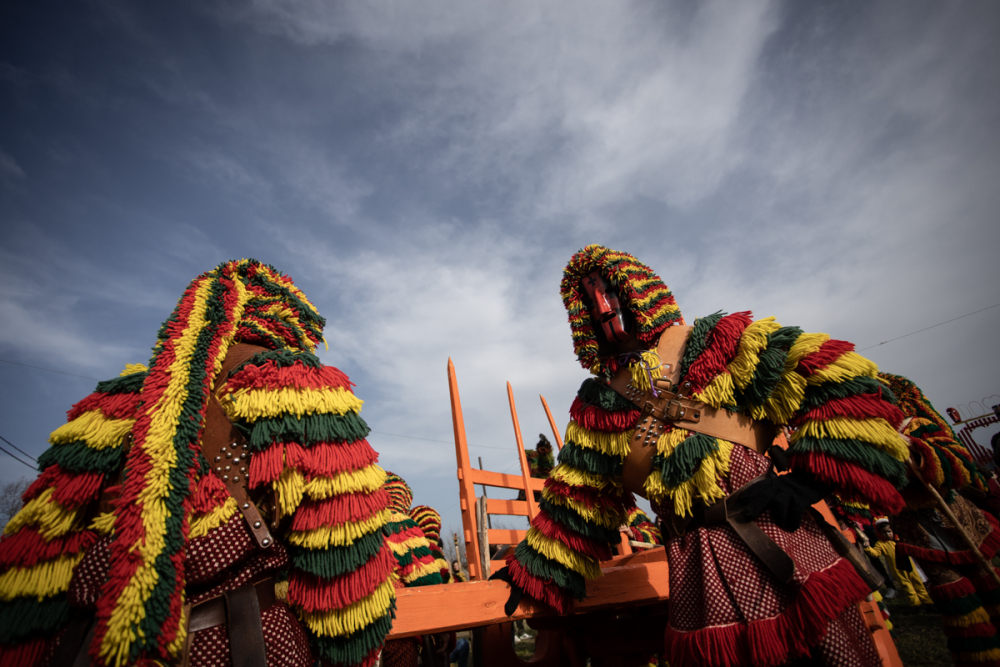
[658,432,718,487]
[790,437,908,487]
[799,377,886,413]
[557,442,624,477]
[538,499,622,544]
[36,442,124,475]
[246,268,326,343]
[935,593,986,617]
[678,312,724,381]
[95,370,147,395]
[910,422,940,439]
[947,634,1000,654]
[408,572,444,587]
[0,596,72,644]
[514,541,587,600]
[233,348,324,376]
[382,517,420,537]
[738,328,802,410]
[576,379,634,412]
[313,606,394,666]
[288,531,386,579]
[248,413,371,450]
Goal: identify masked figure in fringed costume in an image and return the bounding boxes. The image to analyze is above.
[379,473,444,667]
[0,260,397,667]
[409,505,452,583]
[492,244,917,667]
[877,373,1000,666]
[624,507,662,551]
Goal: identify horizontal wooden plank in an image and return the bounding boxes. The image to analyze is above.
[388,548,669,638]
[485,497,529,516]
[466,469,545,491]
[487,528,527,544]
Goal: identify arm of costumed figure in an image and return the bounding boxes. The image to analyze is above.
[500,378,635,614]
[0,367,145,667]
[221,350,397,667]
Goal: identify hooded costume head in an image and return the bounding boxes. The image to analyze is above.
[383,472,414,514]
[561,244,682,374]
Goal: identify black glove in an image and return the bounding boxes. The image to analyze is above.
[488,566,524,616]
[738,470,833,533]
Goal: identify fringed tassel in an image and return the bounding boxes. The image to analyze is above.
[530,514,614,562]
[504,555,572,614]
[291,490,390,531]
[284,440,380,477]
[0,528,97,569]
[289,546,396,612]
[569,398,639,432]
[0,637,47,667]
[788,451,904,515]
[797,339,856,377]
[66,390,143,422]
[666,558,870,667]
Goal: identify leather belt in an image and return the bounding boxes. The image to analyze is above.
[188,578,277,633]
[665,473,796,584]
[611,324,776,498]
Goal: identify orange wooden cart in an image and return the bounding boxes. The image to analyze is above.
[385,359,902,667]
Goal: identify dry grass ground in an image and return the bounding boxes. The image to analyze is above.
[883,598,952,667]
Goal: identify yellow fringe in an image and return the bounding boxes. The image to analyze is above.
[728,317,781,390]
[189,497,238,540]
[942,606,992,627]
[221,386,364,420]
[3,488,81,540]
[386,533,433,556]
[806,351,879,386]
[564,422,632,458]
[655,428,690,457]
[403,559,442,585]
[541,492,625,530]
[646,440,733,518]
[274,580,289,601]
[89,511,116,535]
[303,465,387,501]
[786,333,829,368]
[49,411,135,450]
[287,510,391,548]
[300,577,396,638]
[100,276,219,667]
[643,472,669,506]
[0,551,84,601]
[167,604,189,658]
[527,528,602,579]
[694,372,735,408]
[792,417,909,461]
[549,463,621,491]
[956,649,1000,662]
[120,363,148,377]
[629,351,663,394]
[275,468,306,517]
[764,371,807,425]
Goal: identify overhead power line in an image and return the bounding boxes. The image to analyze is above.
[0,358,102,381]
[370,430,519,452]
[0,435,36,463]
[859,302,1000,352]
[0,441,37,472]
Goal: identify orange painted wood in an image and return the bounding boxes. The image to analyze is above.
[449,358,483,580]
[388,548,669,638]
[487,528,528,544]
[508,382,539,521]
[485,497,530,517]
[467,468,545,492]
[860,599,904,667]
[540,394,564,450]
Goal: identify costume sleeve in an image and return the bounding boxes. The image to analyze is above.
[221,350,395,667]
[383,512,444,587]
[0,368,144,667]
[504,378,633,613]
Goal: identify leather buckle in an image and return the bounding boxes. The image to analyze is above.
[664,400,685,421]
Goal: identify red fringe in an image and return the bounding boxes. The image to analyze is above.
[792,394,905,429]
[970,567,1000,594]
[929,576,978,602]
[290,489,390,531]
[532,513,614,562]
[788,452,905,515]
[398,552,437,580]
[66,390,143,422]
[543,479,623,512]
[684,312,753,394]
[249,445,285,487]
[284,441,379,477]
[0,527,98,568]
[24,466,102,507]
[288,545,396,611]
[504,554,572,614]
[385,523,427,545]
[796,339,856,377]
[569,398,638,433]
[666,558,871,667]
[899,522,1000,567]
[190,473,230,513]
[0,637,47,667]
[225,360,354,393]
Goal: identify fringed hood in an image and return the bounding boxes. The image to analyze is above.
[560,244,682,373]
[95,259,325,666]
[383,472,413,515]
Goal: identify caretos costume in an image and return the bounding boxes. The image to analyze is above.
[878,373,1000,666]
[499,245,913,667]
[0,260,397,667]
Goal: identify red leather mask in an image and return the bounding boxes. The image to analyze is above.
[582,271,629,343]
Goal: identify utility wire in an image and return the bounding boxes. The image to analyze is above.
[0,435,36,463]
[370,430,520,452]
[859,302,1000,352]
[0,443,37,471]
[0,358,101,381]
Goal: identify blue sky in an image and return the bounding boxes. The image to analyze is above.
[2,1,999,537]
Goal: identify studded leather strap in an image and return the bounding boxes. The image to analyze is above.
[202,343,275,549]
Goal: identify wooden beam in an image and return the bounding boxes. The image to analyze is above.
[539,394,564,451]
[466,468,545,492]
[508,382,539,521]
[449,359,483,580]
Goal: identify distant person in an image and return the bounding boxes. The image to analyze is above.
[862,522,932,607]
